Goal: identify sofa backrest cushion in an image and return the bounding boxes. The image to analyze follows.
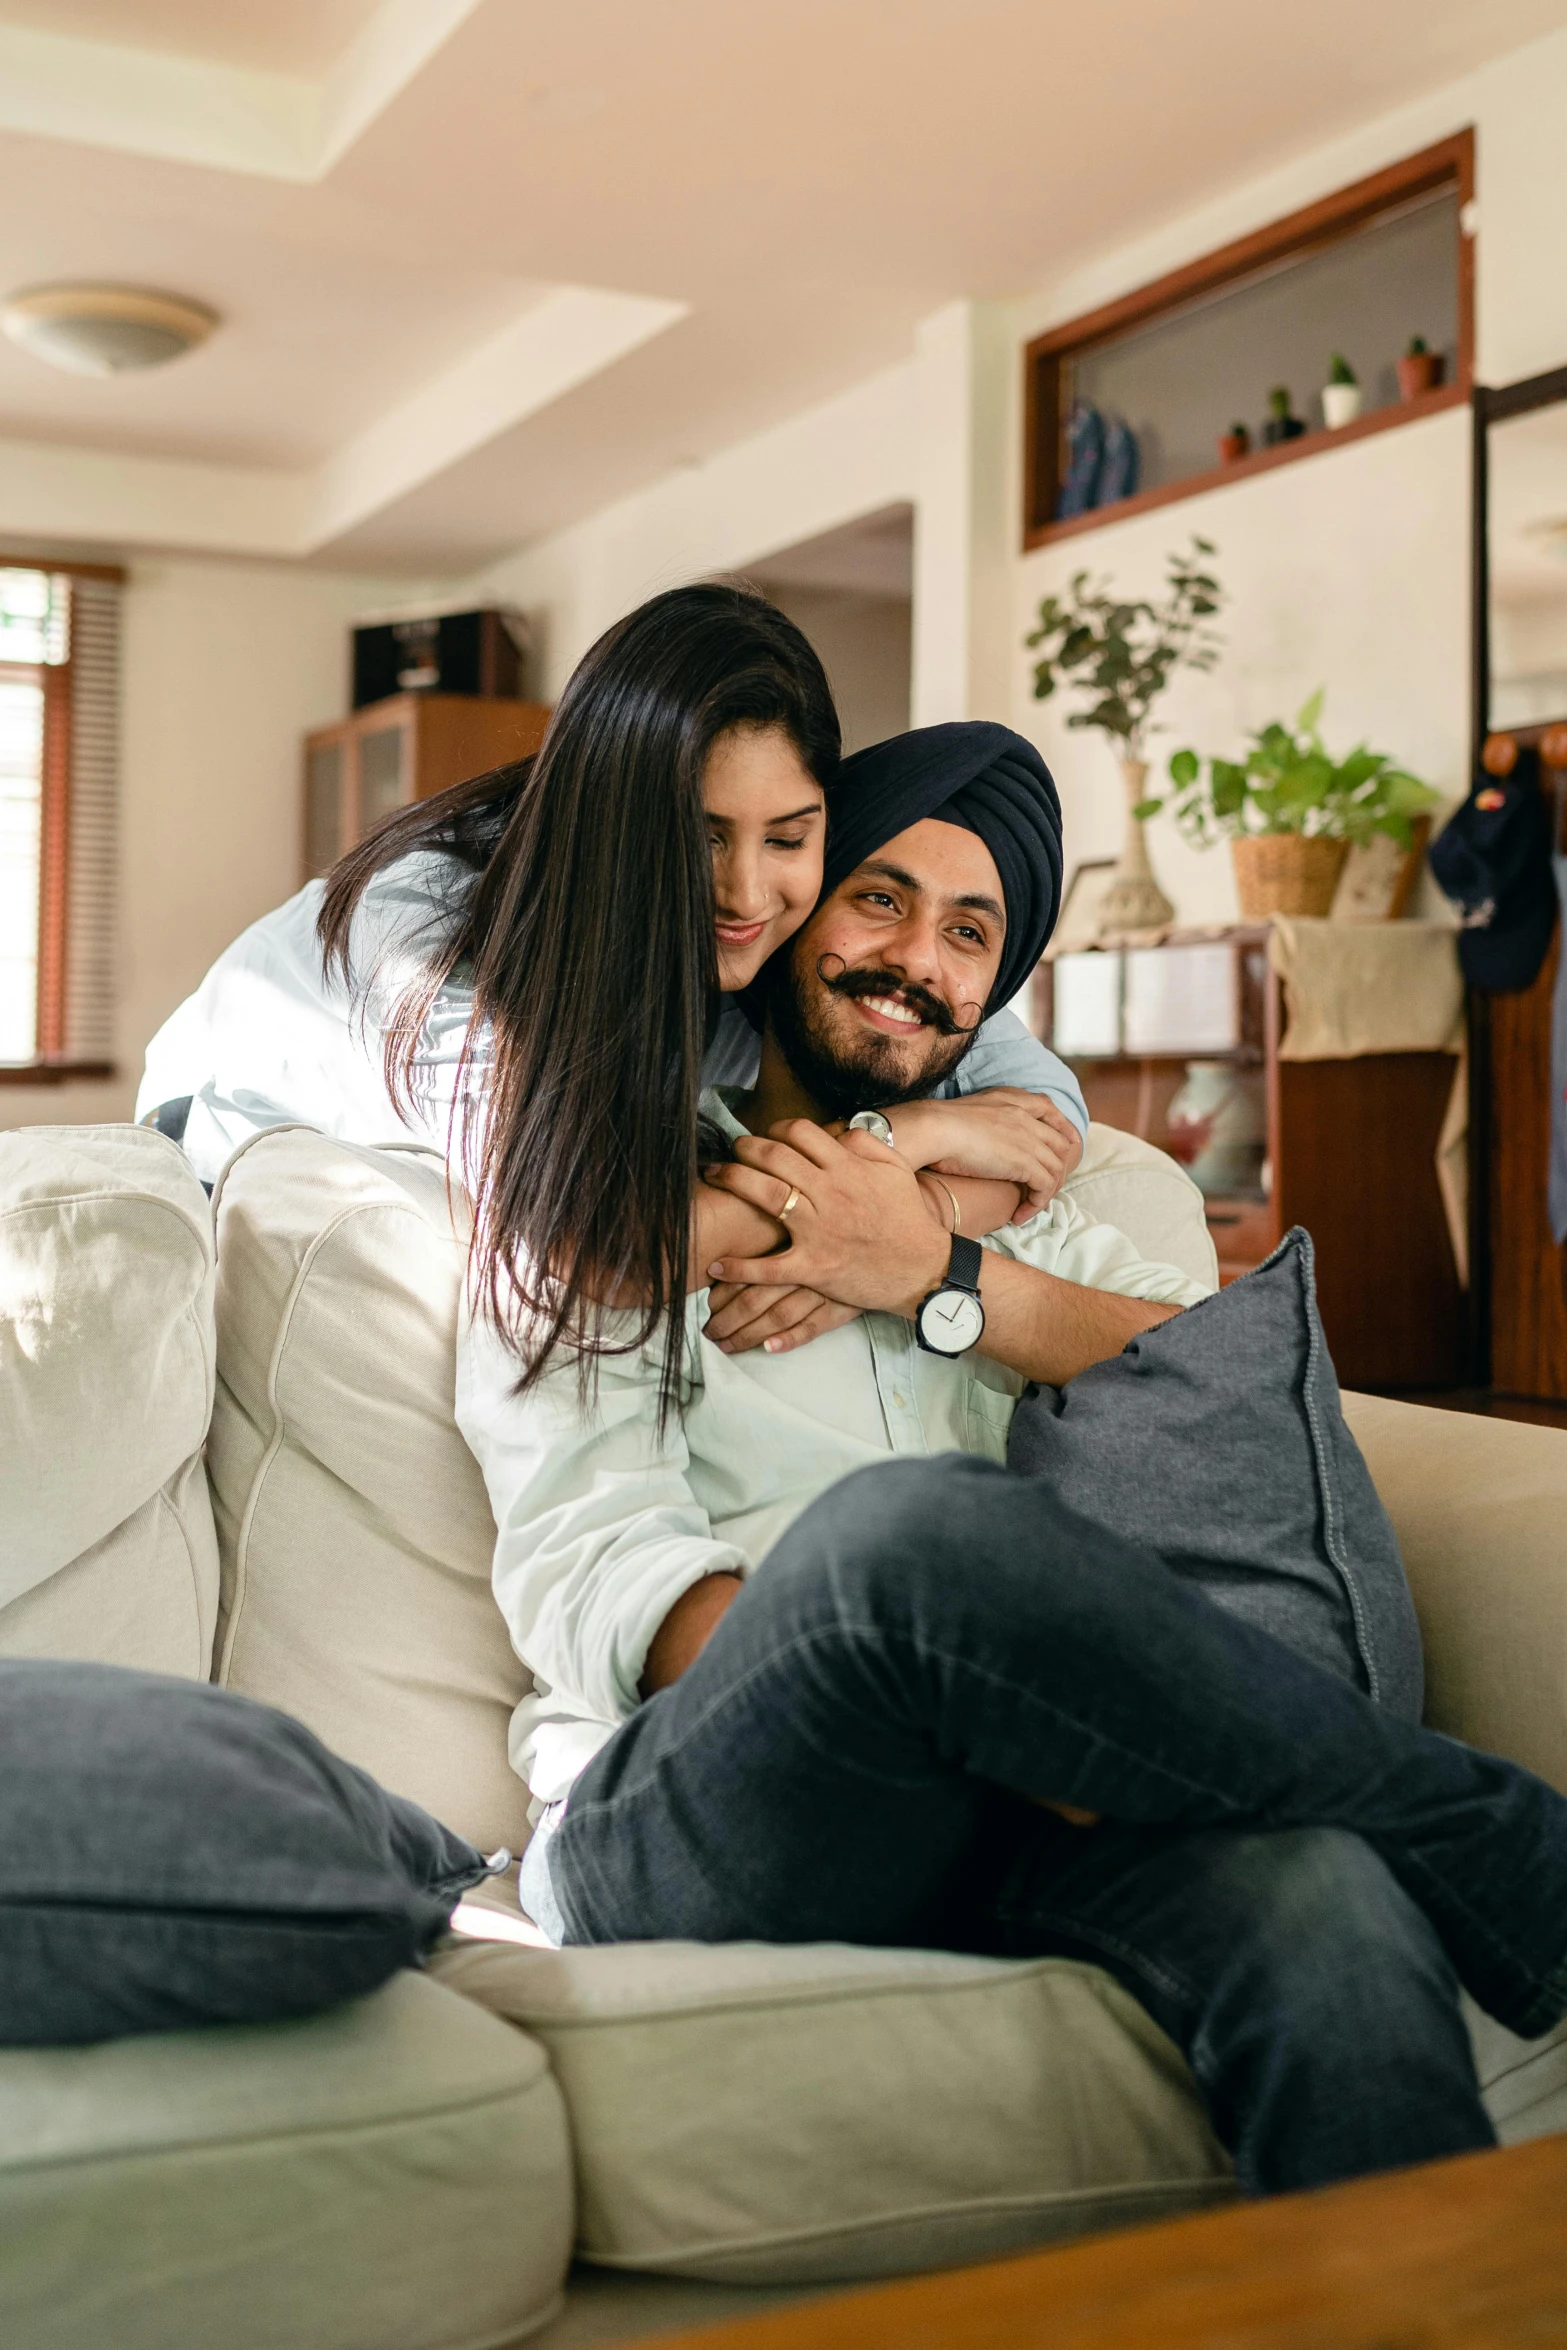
[208,1128,531,1857]
[207,1120,1212,1859]
[1069,1124,1218,1290]
[0,1125,217,1678]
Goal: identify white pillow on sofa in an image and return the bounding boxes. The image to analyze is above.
[0,1125,217,1677]
[207,1127,532,1859]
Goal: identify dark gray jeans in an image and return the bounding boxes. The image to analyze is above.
[540,1454,1567,2192]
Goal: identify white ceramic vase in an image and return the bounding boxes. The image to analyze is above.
[1165,1061,1267,1196]
[1321,382,1363,430]
[1095,755,1175,938]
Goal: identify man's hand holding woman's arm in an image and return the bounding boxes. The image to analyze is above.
[883,1089,1083,1222]
[705,1119,1176,1385]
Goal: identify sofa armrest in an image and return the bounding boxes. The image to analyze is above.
[1342,1392,1567,1795]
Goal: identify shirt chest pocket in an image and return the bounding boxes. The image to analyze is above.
[964,1373,1019,1465]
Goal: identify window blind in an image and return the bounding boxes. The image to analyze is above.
[0,565,120,1072]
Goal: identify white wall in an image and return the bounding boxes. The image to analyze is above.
[1012,410,1472,926]
[3,551,418,1130]
[474,364,917,697]
[993,21,1567,926]
[762,585,911,754]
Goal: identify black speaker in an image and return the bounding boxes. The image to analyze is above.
[352,609,525,709]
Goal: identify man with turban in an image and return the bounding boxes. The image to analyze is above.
[461,723,1553,2198]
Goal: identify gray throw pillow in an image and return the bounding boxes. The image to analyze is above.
[0,1661,498,2045]
[1005,1226,1423,1719]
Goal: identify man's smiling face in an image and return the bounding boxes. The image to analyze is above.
[767,817,1008,1116]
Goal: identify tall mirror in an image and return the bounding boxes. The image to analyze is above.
[1473,364,1567,1408]
[1481,364,1567,735]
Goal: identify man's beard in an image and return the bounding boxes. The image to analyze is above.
[766,956,981,1120]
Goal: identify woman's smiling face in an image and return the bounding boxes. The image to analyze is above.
[703,723,826,991]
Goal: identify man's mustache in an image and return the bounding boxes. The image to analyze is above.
[815,958,982,1039]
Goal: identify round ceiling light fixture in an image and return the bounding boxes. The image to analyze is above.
[0,283,219,376]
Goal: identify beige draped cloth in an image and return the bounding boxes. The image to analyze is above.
[1267,918,1468,1284]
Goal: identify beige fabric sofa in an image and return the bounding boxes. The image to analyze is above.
[3,1119,1566,2350]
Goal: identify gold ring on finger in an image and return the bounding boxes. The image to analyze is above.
[778,1186,801,1221]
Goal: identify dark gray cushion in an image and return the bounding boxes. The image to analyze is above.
[1005,1226,1423,1719]
[0,1661,495,2045]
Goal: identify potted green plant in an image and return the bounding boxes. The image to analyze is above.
[1261,386,1305,446]
[1322,353,1362,430]
[1218,421,1250,464]
[1145,689,1439,919]
[1025,538,1224,934]
[1397,335,1442,401]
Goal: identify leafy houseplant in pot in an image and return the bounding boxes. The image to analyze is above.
[1321,353,1362,430]
[1147,690,1439,920]
[1025,538,1225,936]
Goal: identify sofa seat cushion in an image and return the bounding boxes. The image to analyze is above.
[0,1970,573,2350]
[0,1125,217,1677]
[208,1128,530,1859]
[430,1936,1235,2285]
[433,1934,1567,2298]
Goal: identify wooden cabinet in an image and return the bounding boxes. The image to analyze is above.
[301,692,550,882]
[1034,931,1464,1390]
[1485,914,1567,1401]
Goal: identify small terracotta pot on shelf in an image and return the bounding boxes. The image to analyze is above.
[1218,426,1250,464]
[1397,348,1442,401]
[1230,833,1349,920]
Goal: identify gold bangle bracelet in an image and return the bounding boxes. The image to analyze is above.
[931,1177,961,1235]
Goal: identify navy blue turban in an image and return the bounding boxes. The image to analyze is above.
[822,722,1063,1011]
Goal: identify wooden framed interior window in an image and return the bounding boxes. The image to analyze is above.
[1023,130,1475,549]
[0,558,122,1083]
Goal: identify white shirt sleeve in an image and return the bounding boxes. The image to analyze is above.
[983,1192,1214,1309]
[456,1291,749,1727]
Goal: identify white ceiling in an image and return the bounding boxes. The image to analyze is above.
[0,0,1564,575]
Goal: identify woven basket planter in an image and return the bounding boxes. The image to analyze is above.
[1230,833,1349,920]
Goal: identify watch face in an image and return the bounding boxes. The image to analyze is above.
[917,1286,986,1355]
[848,1110,895,1146]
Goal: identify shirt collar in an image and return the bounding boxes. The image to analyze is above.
[700,1085,754,1148]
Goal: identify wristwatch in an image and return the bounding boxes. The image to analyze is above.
[915,1234,986,1357]
[847,1109,895,1146]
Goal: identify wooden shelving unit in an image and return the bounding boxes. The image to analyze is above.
[1023,131,1474,550]
[302,692,550,883]
[1034,934,1464,1391]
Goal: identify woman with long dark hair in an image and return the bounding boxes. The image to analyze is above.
[139,582,1086,1415]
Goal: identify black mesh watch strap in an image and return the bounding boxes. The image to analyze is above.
[945,1234,983,1295]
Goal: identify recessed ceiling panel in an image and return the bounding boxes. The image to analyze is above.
[0,0,382,75]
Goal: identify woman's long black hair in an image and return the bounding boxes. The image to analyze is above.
[318,582,840,1422]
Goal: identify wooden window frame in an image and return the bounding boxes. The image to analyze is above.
[1022,130,1475,551]
[0,559,122,1085]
